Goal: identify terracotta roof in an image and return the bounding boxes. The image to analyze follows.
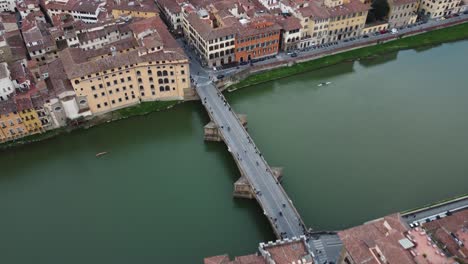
[110,0,159,12]
[59,45,186,79]
[0,99,17,115]
[232,254,266,264]
[157,0,183,13]
[204,254,230,264]
[327,0,370,17]
[45,0,103,14]
[276,16,302,31]
[388,0,418,6]
[263,240,312,264]
[338,213,415,264]
[186,12,236,41]
[422,210,468,262]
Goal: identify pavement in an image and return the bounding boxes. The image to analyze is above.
[190,55,306,240]
[401,196,468,226]
[210,13,468,78]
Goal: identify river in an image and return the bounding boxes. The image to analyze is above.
[1,40,467,263]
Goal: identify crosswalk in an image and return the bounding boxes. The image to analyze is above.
[310,239,329,264]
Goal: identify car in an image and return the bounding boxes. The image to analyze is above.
[239,61,249,66]
[363,34,369,38]
[453,13,460,17]
[380,29,389,34]
[343,39,349,42]
[464,10,468,14]
[373,32,381,36]
[216,74,225,80]
[286,52,294,55]
[290,53,298,57]
[391,28,398,34]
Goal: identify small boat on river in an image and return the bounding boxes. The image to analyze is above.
[96,152,108,157]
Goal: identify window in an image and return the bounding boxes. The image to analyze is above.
[120,78,125,83]
[113,80,118,85]
[97,104,101,108]
[99,84,103,88]
[91,86,96,91]
[159,86,164,91]
[127,76,132,81]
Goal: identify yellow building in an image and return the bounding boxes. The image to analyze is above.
[388,0,419,28]
[326,0,370,42]
[0,100,29,143]
[419,0,461,18]
[111,0,159,19]
[361,21,389,35]
[291,0,369,47]
[20,109,42,133]
[60,17,190,115]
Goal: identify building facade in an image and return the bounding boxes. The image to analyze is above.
[419,0,462,18]
[62,17,190,115]
[388,0,419,28]
[235,18,281,63]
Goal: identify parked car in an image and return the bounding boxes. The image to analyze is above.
[216,74,225,80]
[240,61,249,66]
[380,29,389,34]
[290,53,298,57]
[391,28,398,34]
[363,34,369,38]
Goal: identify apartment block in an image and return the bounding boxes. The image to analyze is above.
[110,0,160,19]
[43,0,106,23]
[388,0,419,28]
[235,16,281,63]
[183,6,236,68]
[419,0,462,18]
[156,0,185,33]
[61,17,189,115]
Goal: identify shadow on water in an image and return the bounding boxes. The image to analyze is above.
[0,103,200,181]
[358,51,398,68]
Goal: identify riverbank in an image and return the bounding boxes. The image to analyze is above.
[0,100,178,150]
[2,22,467,150]
[228,22,468,90]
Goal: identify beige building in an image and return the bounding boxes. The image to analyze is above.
[388,0,419,28]
[419,0,462,18]
[326,0,370,42]
[183,6,236,67]
[61,17,190,115]
[282,0,369,48]
[361,21,389,35]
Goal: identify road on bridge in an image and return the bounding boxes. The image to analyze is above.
[188,53,306,239]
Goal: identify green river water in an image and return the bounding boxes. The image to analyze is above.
[1,40,467,263]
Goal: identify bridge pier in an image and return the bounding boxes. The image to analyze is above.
[204,114,247,142]
[233,167,284,199]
